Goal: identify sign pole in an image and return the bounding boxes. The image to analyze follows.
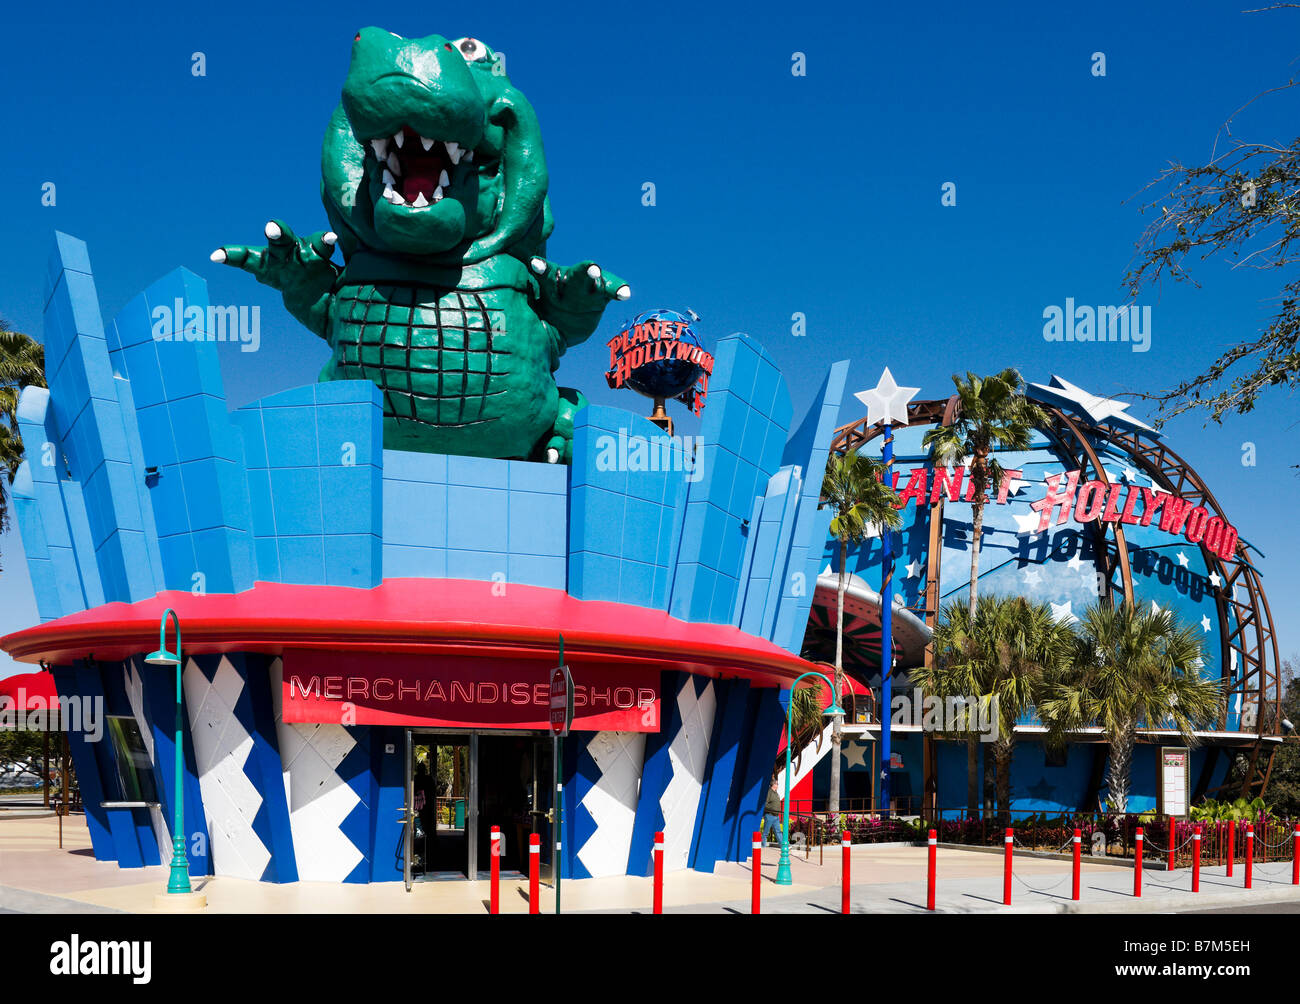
[854,368,917,823]
[880,420,894,820]
[554,635,563,915]
[549,634,573,916]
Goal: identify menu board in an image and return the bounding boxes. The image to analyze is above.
[1159,747,1189,818]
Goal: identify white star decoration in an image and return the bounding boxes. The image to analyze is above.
[1176,552,1190,568]
[1209,571,1223,588]
[854,368,920,428]
[1067,553,1085,572]
[1050,601,1077,624]
[1200,615,1212,633]
[843,741,869,769]
[1022,567,1042,586]
[1013,511,1044,535]
[1005,476,1029,497]
[1151,599,1163,615]
[904,561,921,579]
[1028,375,1157,433]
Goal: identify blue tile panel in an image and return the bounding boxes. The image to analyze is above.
[668,334,796,625]
[382,450,568,589]
[37,234,162,605]
[567,406,690,608]
[233,381,384,588]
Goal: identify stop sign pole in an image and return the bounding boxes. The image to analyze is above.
[550,635,574,915]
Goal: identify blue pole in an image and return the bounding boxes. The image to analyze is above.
[880,423,894,820]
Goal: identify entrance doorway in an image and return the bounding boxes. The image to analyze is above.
[403,730,554,888]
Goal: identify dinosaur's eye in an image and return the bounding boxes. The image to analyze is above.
[453,37,490,62]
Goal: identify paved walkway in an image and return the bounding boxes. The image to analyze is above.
[2,811,1297,914]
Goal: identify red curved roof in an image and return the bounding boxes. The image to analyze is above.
[0,578,815,687]
[0,671,58,710]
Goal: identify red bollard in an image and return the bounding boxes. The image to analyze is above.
[1192,825,1201,892]
[927,829,937,911]
[1168,815,1176,872]
[1227,823,1235,877]
[1072,828,1081,901]
[528,833,540,914]
[1003,828,1013,906]
[1134,827,1143,898]
[841,830,851,914]
[490,826,501,914]
[652,831,664,914]
[1293,824,1299,886]
[1245,825,1254,889]
[751,831,761,915]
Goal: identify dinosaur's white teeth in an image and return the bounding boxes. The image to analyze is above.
[370,138,389,160]
[382,169,395,186]
[393,131,405,149]
[445,141,462,165]
[383,185,406,205]
[387,152,401,176]
[412,192,429,208]
[439,170,450,188]
[432,185,444,201]
[420,135,434,151]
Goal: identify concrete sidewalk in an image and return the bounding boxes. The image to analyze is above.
[3,810,1297,914]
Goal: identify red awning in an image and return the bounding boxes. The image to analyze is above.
[0,578,818,689]
[0,671,59,711]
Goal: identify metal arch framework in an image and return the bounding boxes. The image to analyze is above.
[827,399,1282,800]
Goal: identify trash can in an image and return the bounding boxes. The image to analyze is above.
[454,797,465,829]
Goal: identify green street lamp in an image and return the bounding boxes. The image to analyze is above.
[144,608,192,896]
[775,670,844,886]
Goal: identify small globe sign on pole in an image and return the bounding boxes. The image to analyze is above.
[605,308,714,436]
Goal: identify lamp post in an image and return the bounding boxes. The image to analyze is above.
[853,368,918,821]
[776,670,844,886]
[144,608,192,896]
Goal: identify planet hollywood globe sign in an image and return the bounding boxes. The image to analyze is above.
[605,309,714,432]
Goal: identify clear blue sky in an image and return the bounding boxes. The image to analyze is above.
[2,0,1298,677]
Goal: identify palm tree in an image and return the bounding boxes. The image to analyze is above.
[913,596,1074,824]
[1038,602,1223,814]
[0,320,46,552]
[922,368,1044,814]
[820,449,902,815]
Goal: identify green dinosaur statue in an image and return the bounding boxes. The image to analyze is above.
[214,29,629,463]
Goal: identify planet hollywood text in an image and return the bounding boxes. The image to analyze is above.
[889,465,1238,560]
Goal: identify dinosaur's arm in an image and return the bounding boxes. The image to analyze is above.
[213,220,339,339]
[526,257,630,352]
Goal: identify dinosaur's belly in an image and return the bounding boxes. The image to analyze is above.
[326,282,557,458]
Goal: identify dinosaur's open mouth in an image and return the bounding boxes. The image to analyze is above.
[367,125,474,208]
